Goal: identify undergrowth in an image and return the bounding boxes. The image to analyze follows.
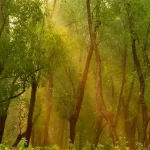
[0,137,150,150]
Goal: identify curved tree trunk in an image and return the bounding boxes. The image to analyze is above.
[69,43,93,143]
[126,3,149,145]
[69,38,93,143]
[86,0,118,145]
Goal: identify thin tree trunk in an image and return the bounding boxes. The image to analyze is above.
[91,71,104,149]
[12,80,38,148]
[25,76,37,147]
[123,78,136,149]
[132,29,148,146]
[140,23,150,72]
[126,3,149,145]
[91,114,103,150]
[95,45,118,145]
[68,36,93,143]
[12,132,26,147]
[86,0,118,145]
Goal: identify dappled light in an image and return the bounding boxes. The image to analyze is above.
[0,0,150,150]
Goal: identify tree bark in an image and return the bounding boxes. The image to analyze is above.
[126,3,149,145]
[0,99,11,143]
[86,0,118,145]
[12,132,26,147]
[0,1,7,142]
[91,114,103,150]
[69,117,76,143]
[0,114,7,143]
[69,37,93,143]
[59,119,66,149]
[25,76,37,147]
[94,44,118,145]
[140,23,150,72]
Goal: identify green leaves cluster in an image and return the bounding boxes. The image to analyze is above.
[0,0,66,116]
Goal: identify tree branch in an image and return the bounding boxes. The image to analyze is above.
[12,131,26,147]
[65,67,76,98]
[9,81,26,100]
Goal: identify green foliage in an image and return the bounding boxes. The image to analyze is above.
[1,0,150,148]
[1,139,150,150]
[55,89,76,119]
[0,0,66,114]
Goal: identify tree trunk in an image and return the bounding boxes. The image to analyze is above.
[12,132,26,147]
[11,78,37,147]
[123,77,136,148]
[126,3,149,145]
[68,36,93,143]
[95,47,118,145]
[86,0,118,145]
[91,114,103,150]
[25,77,37,147]
[59,119,66,149]
[0,99,11,143]
[124,116,137,149]
[69,117,76,144]
[0,114,7,143]
[0,1,8,143]
[140,23,150,73]
[91,76,104,149]
[43,75,53,146]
